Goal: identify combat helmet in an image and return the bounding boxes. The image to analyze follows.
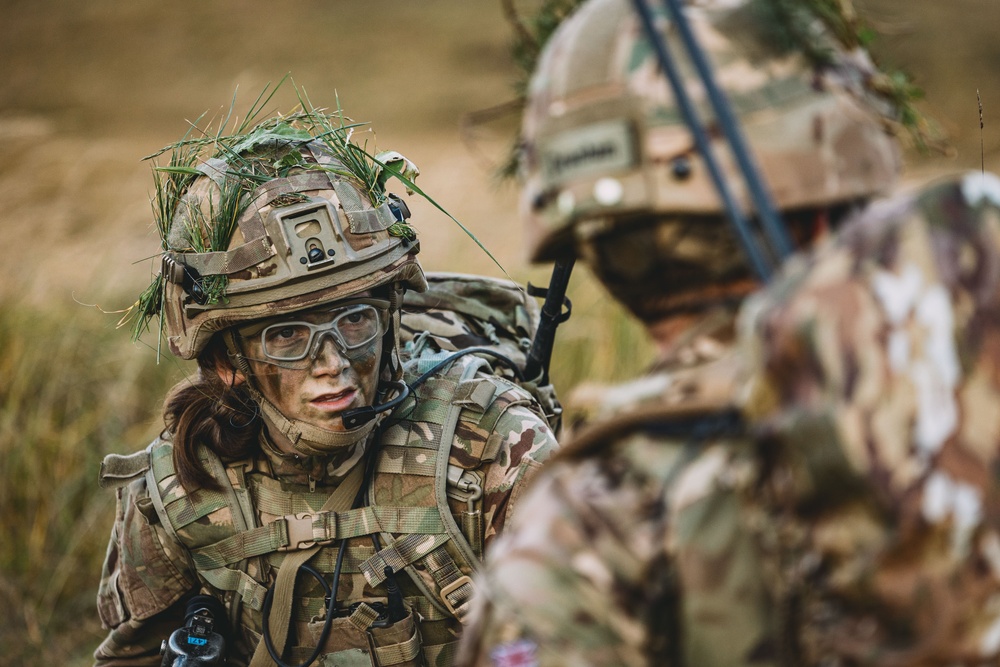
[520,0,905,267]
[129,104,427,452]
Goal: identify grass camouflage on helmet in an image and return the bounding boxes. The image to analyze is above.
[122,82,519,360]
[120,83,432,360]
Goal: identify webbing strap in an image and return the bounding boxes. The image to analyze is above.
[374,624,422,665]
[423,640,460,666]
[191,506,447,568]
[424,546,476,621]
[331,180,397,234]
[163,493,229,530]
[167,236,274,277]
[405,596,450,622]
[198,566,268,611]
[348,602,382,632]
[251,476,333,515]
[359,533,451,587]
[375,445,438,476]
[462,510,484,560]
[248,462,364,667]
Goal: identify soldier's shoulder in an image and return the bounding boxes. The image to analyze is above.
[99,436,172,490]
[562,351,747,453]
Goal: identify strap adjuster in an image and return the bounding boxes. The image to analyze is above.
[439,575,475,616]
[279,512,317,551]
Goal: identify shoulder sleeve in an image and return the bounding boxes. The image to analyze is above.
[738,174,1000,661]
[456,378,560,547]
[457,448,670,667]
[95,476,196,665]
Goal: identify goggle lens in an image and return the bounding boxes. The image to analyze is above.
[258,304,386,361]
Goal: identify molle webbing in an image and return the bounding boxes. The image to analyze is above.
[369,355,512,622]
[144,442,270,610]
[189,505,448,568]
[359,533,452,587]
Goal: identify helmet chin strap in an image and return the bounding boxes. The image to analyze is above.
[254,388,379,457]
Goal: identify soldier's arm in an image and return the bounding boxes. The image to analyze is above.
[478,399,559,546]
[740,174,1000,663]
[94,478,197,666]
[457,452,666,667]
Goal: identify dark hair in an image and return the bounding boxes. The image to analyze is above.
[164,336,261,492]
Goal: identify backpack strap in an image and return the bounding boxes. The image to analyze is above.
[141,438,269,613]
[367,353,509,623]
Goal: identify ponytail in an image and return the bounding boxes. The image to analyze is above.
[163,337,261,491]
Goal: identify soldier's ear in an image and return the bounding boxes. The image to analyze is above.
[218,362,246,388]
[207,347,246,387]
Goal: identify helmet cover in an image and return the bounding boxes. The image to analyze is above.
[127,105,427,362]
[520,0,907,262]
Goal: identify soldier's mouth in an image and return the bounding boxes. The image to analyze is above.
[309,390,357,413]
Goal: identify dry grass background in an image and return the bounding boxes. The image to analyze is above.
[2,0,1000,664]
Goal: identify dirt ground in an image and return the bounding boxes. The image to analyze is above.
[3,0,1000,312]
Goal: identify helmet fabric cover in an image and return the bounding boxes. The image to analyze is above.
[157,137,425,362]
[520,0,902,262]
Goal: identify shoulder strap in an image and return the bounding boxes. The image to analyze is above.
[99,446,152,489]
[367,354,498,622]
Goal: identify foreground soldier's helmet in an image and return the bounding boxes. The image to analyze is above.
[520,0,903,264]
[142,119,426,366]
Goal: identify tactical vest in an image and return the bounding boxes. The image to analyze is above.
[103,353,536,667]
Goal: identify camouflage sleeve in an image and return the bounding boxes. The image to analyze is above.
[466,385,560,549]
[739,173,1000,663]
[94,477,196,666]
[457,443,670,667]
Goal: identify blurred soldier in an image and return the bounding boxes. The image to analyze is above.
[457,0,1000,665]
[94,106,558,667]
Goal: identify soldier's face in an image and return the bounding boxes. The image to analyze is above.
[237,299,386,432]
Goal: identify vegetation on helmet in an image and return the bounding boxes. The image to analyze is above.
[122,81,511,354]
[121,84,421,347]
[750,0,942,152]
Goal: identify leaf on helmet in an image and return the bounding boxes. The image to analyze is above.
[374,150,420,195]
[230,122,313,156]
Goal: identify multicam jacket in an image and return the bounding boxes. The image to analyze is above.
[458,172,1000,666]
[95,354,558,667]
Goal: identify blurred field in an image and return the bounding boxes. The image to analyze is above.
[3,0,1000,664]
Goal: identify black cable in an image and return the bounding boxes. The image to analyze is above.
[410,347,524,390]
[260,563,336,667]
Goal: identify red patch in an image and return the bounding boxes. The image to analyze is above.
[490,639,539,667]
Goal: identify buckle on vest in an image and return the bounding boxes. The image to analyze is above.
[280,512,317,551]
[439,575,475,616]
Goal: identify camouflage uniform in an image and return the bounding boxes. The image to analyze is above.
[454,0,985,664]
[460,175,1000,666]
[94,109,559,667]
[96,354,556,666]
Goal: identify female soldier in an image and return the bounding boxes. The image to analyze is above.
[94,106,557,667]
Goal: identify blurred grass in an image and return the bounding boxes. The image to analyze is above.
[0,273,649,667]
[0,301,191,667]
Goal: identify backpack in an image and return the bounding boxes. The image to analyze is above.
[399,271,563,435]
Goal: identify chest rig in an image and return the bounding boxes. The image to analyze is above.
[128,353,533,667]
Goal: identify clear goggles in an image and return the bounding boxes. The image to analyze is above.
[238,299,390,364]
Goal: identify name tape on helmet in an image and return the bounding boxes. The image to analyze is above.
[539,119,637,186]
